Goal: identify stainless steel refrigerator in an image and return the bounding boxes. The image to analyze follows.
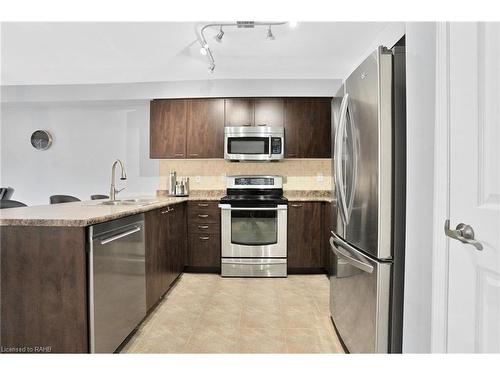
[329,44,406,353]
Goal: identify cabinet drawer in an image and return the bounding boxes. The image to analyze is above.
[188,234,221,267]
[188,201,220,223]
[189,222,220,234]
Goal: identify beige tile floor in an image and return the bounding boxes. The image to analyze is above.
[122,273,344,354]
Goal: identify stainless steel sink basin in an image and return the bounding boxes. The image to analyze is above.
[99,199,159,206]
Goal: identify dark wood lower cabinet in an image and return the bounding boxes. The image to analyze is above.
[287,202,323,271]
[186,201,220,270]
[168,203,186,284]
[321,202,334,272]
[145,203,187,311]
[188,234,220,268]
[0,226,88,353]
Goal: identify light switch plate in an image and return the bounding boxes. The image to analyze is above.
[316,173,324,182]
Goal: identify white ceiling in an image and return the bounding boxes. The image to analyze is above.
[1,22,393,86]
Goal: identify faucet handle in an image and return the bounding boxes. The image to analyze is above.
[115,187,126,194]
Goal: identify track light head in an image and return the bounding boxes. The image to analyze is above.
[215,26,224,42]
[266,25,275,40]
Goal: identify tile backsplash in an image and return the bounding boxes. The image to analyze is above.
[159,159,332,191]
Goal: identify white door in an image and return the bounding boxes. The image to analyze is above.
[446,22,500,352]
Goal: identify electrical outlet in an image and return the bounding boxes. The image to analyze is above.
[316,173,324,182]
[195,176,201,183]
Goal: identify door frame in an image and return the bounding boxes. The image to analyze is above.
[430,21,452,353]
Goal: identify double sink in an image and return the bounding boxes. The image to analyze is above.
[99,198,159,206]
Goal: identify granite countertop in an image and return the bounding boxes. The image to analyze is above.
[0,190,332,227]
[0,191,225,227]
[284,190,334,203]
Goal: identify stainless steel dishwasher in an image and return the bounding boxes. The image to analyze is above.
[88,214,146,353]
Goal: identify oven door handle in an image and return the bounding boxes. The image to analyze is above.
[218,204,287,211]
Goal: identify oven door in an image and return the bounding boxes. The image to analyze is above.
[219,204,287,258]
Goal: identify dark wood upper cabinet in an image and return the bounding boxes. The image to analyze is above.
[287,202,323,269]
[149,97,330,159]
[150,99,187,159]
[284,97,332,158]
[186,99,224,158]
[224,98,254,126]
[254,98,284,127]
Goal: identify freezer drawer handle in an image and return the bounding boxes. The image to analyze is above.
[330,236,374,274]
[100,226,141,245]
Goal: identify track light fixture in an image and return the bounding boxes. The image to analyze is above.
[266,25,275,40]
[198,21,296,73]
[215,26,224,42]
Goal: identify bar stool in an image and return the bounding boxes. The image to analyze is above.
[50,195,81,204]
[0,199,27,209]
[91,194,109,200]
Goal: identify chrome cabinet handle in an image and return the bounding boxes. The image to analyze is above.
[161,207,174,214]
[189,153,199,156]
[198,225,209,229]
[198,203,209,207]
[199,236,210,241]
[198,214,209,218]
[291,204,303,208]
[444,219,483,251]
[174,153,184,157]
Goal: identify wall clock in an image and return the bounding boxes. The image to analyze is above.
[30,130,53,151]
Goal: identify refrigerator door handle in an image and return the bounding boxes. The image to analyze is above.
[335,93,350,225]
[330,233,374,274]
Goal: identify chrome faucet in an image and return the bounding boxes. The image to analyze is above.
[109,159,127,201]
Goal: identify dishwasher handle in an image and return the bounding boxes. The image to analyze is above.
[99,226,141,245]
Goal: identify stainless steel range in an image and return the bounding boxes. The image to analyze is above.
[219,176,288,277]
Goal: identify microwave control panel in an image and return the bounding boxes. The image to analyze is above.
[271,138,282,154]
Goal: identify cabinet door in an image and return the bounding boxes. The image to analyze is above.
[150,99,187,159]
[187,99,224,158]
[287,202,322,269]
[159,208,173,292]
[224,98,254,126]
[284,98,332,158]
[145,209,163,311]
[254,98,284,127]
[321,202,334,271]
[168,203,186,282]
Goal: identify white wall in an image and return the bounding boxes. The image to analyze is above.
[0,78,342,206]
[402,22,437,353]
[1,79,341,103]
[0,101,158,205]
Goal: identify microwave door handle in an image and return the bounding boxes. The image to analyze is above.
[329,234,374,274]
[268,136,272,158]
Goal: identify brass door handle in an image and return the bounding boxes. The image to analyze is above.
[444,219,483,251]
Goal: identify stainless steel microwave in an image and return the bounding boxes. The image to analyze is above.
[224,126,284,161]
